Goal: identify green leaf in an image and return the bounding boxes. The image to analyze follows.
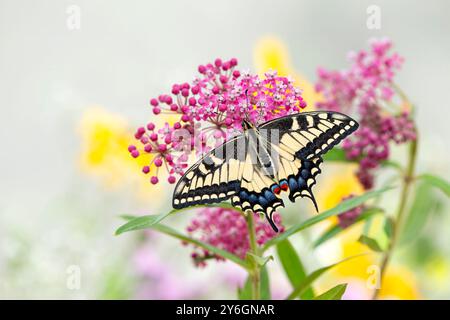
[238,277,252,300]
[313,284,347,300]
[146,223,248,268]
[323,148,402,171]
[247,253,273,267]
[322,148,347,162]
[313,207,383,248]
[417,174,450,197]
[115,212,173,235]
[399,182,441,246]
[115,202,239,235]
[358,235,384,252]
[260,266,271,300]
[263,186,394,251]
[276,239,314,299]
[383,217,394,239]
[285,254,367,300]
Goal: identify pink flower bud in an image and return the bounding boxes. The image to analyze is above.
[150,176,159,184]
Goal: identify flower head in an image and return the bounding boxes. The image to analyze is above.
[128,58,307,185]
[185,207,284,267]
[315,38,416,189]
[337,195,364,228]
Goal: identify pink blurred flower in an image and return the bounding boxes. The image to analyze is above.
[133,245,205,299]
[316,38,416,189]
[185,207,284,267]
[337,195,365,228]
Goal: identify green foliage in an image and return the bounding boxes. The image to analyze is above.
[358,235,384,252]
[285,254,367,300]
[238,267,271,300]
[400,181,443,246]
[263,186,394,251]
[313,284,347,300]
[260,266,271,300]
[324,148,402,171]
[116,203,237,235]
[276,239,314,299]
[416,174,450,197]
[313,207,383,248]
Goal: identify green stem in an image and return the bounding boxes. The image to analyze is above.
[246,213,261,300]
[372,139,417,299]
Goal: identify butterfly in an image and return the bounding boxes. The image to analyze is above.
[172,111,359,232]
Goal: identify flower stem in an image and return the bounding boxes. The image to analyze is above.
[372,139,417,299]
[246,212,261,300]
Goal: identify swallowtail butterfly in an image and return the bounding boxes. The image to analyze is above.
[172,111,358,232]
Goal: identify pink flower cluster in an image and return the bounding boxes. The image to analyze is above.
[315,38,416,189]
[185,207,284,267]
[337,195,364,228]
[128,58,307,185]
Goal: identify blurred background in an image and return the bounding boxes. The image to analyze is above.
[0,0,449,299]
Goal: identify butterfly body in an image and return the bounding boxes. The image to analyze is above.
[172,111,359,232]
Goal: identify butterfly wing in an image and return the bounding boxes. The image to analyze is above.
[172,135,248,209]
[229,138,285,232]
[172,111,358,233]
[258,111,359,211]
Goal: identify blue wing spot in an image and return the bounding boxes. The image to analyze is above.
[288,177,298,190]
[301,169,310,179]
[258,196,269,207]
[264,190,277,202]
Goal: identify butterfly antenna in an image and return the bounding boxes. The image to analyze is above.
[244,89,251,121]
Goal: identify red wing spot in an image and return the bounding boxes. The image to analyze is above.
[273,187,281,195]
[280,183,288,191]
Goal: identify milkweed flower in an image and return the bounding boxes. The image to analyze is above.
[128,58,307,185]
[185,207,284,267]
[315,38,416,189]
[337,195,364,228]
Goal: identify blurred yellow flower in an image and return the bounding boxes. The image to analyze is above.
[378,266,421,299]
[316,165,364,212]
[78,107,164,202]
[253,36,322,108]
[315,166,420,299]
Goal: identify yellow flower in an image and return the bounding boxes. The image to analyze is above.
[253,36,322,108]
[316,164,364,211]
[314,166,420,299]
[378,266,421,299]
[78,107,164,202]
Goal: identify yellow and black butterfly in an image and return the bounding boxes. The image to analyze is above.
[172,111,359,232]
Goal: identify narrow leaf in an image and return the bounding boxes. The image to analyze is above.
[313,207,383,248]
[260,266,271,300]
[149,224,248,268]
[276,239,314,299]
[322,148,347,162]
[115,202,239,235]
[323,148,402,171]
[358,235,384,252]
[238,277,252,300]
[383,217,394,239]
[417,174,450,197]
[400,182,441,245]
[286,254,367,300]
[313,284,347,300]
[263,187,394,251]
[247,253,273,267]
